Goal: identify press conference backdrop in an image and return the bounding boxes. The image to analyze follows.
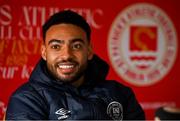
[0,0,179,119]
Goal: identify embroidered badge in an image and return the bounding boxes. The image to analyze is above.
[107,101,123,120]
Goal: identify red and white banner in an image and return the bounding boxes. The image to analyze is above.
[0,0,179,119]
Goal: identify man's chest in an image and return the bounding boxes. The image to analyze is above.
[46,88,124,120]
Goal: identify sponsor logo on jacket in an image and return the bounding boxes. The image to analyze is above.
[55,108,71,120]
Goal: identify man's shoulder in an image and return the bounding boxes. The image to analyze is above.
[10,81,42,98]
[102,80,130,89]
[98,80,133,95]
[8,81,48,108]
[10,82,31,96]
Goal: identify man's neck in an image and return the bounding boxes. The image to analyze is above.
[71,76,84,87]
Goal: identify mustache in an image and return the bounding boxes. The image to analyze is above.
[55,58,78,66]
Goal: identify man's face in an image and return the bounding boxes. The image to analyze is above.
[41,24,93,83]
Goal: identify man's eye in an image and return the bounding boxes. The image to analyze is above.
[72,43,82,50]
[51,45,60,50]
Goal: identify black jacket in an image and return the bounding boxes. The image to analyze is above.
[6,55,145,120]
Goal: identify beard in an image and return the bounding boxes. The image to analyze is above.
[46,58,88,84]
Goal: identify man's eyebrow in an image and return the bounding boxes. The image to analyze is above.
[48,38,86,45]
[48,39,64,45]
[71,38,85,44]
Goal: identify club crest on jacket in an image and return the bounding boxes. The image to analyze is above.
[107,101,123,120]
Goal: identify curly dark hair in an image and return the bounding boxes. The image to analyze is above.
[42,10,91,42]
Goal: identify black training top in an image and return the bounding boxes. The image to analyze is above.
[6,55,145,120]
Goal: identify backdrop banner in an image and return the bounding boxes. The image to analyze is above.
[0,0,179,119]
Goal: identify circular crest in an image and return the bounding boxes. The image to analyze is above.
[107,101,123,120]
[108,3,178,86]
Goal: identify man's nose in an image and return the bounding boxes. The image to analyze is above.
[61,46,73,60]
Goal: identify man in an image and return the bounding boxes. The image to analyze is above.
[5,10,145,120]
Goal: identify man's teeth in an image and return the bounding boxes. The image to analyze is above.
[59,65,74,69]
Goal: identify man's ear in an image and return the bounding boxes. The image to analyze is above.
[41,44,47,61]
[88,43,94,60]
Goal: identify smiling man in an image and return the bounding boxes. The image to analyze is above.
[42,23,93,87]
[5,10,145,120]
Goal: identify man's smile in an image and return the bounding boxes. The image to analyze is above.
[57,63,77,74]
[58,65,74,69]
